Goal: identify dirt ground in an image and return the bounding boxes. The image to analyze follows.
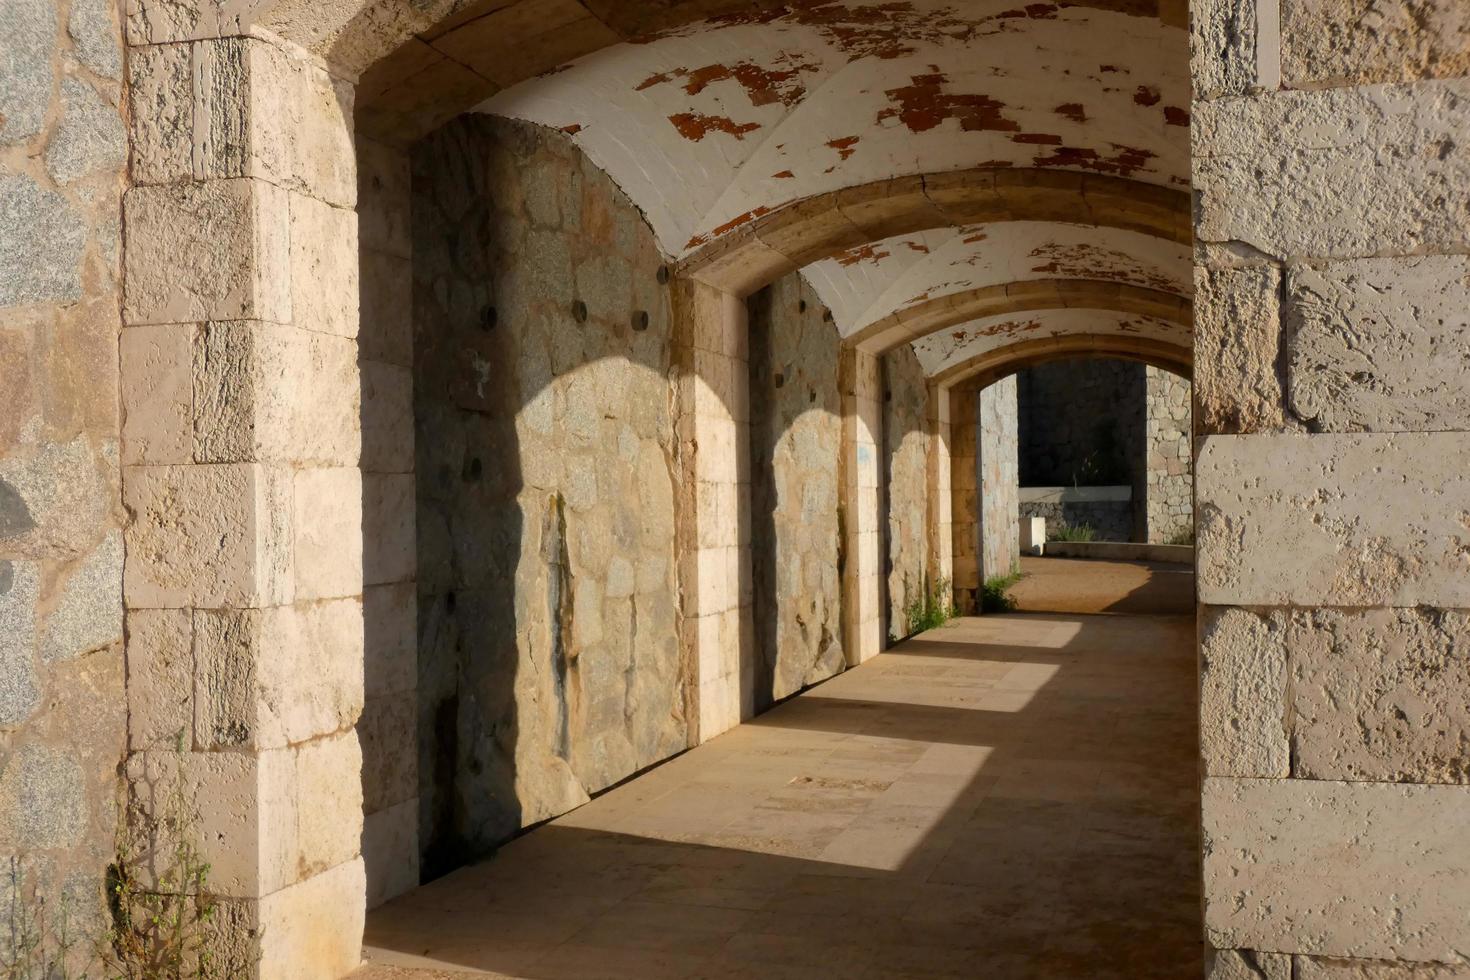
[1007,555,1195,616]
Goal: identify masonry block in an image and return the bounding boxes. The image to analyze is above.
[292,467,363,601]
[289,193,359,339]
[1199,607,1290,777]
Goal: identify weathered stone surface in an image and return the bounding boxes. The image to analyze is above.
[363,799,418,909]
[363,581,415,699]
[358,694,415,812]
[0,0,56,145]
[1286,256,1470,433]
[359,250,413,367]
[1197,433,1470,607]
[1208,949,1292,980]
[0,176,87,307]
[0,436,112,560]
[361,361,413,473]
[0,561,41,728]
[125,608,193,749]
[362,472,414,587]
[67,0,122,80]
[127,41,192,184]
[748,273,844,704]
[0,743,86,850]
[255,857,365,980]
[1298,956,1470,979]
[1203,776,1470,962]
[124,179,290,325]
[1145,366,1193,543]
[1191,0,1257,99]
[39,530,123,662]
[1195,81,1470,260]
[1194,263,1288,434]
[292,467,362,601]
[1199,607,1289,778]
[1282,0,1470,88]
[884,345,931,635]
[979,374,1019,579]
[289,192,359,338]
[293,732,363,878]
[120,323,195,466]
[357,138,411,259]
[44,77,126,185]
[124,462,293,608]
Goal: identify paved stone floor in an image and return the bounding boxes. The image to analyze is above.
[355,560,1201,979]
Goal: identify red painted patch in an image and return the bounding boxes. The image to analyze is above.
[1053,103,1087,123]
[637,56,817,109]
[879,70,1018,134]
[1133,85,1161,106]
[962,232,989,244]
[904,241,931,254]
[1012,132,1062,145]
[827,135,861,160]
[684,205,774,250]
[1164,105,1190,126]
[836,244,893,267]
[772,170,795,179]
[1099,64,1122,73]
[668,112,761,141]
[1030,143,1157,178]
[559,124,583,135]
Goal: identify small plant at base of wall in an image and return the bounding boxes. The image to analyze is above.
[981,569,1024,613]
[1050,523,1096,542]
[1166,528,1195,546]
[903,576,956,637]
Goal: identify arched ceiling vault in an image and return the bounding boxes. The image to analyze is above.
[245,0,1194,385]
[934,334,1192,390]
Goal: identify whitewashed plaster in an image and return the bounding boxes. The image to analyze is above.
[912,309,1189,377]
[478,0,1189,258]
[801,221,1192,337]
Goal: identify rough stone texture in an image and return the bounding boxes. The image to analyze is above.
[977,376,1019,582]
[1286,256,1470,433]
[1281,0,1470,88]
[1199,607,1290,778]
[949,386,979,614]
[1194,81,1470,262]
[412,115,687,876]
[1203,777,1470,963]
[0,0,128,959]
[1203,607,1470,784]
[1298,956,1470,979]
[1208,949,1293,980]
[1145,366,1192,543]
[883,345,932,639]
[747,273,844,706]
[1191,0,1258,99]
[1019,496,1134,544]
[1194,262,1290,435]
[1197,433,1470,608]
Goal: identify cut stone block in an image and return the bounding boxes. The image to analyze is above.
[1199,607,1290,778]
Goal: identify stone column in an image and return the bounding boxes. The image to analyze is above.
[926,383,954,601]
[948,385,979,615]
[1143,366,1191,544]
[976,376,1019,582]
[1193,1,1470,974]
[122,32,365,978]
[673,280,753,742]
[839,348,883,665]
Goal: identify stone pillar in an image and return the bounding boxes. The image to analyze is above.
[948,385,979,615]
[1193,0,1470,973]
[122,33,365,978]
[673,280,753,742]
[1143,366,1192,544]
[926,383,954,601]
[977,376,1019,582]
[355,137,419,909]
[839,348,883,665]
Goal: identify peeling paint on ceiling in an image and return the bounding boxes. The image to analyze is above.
[911,309,1189,377]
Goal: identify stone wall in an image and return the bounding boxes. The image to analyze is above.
[1192,0,1470,973]
[411,116,687,878]
[978,377,1020,582]
[949,386,979,614]
[883,347,931,639]
[0,0,127,962]
[1019,495,1135,544]
[1017,360,1145,490]
[1145,366,1192,543]
[748,274,845,708]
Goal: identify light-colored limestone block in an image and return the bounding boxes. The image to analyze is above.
[121,324,196,466]
[292,467,363,601]
[1193,263,1287,434]
[1199,607,1289,778]
[1208,948,1292,980]
[293,731,363,880]
[1298,956,1470,979]
[125,608,193,750]
[123,179,290,326]
[363,799,418,909]
[1286,256,1470,433]
[360,361,412,474]
[1194,80,1470,261]
[123,463,293,609]
[288,192,359,339]
[1281,0,1470,88]
[1197,433,1470,608]
[255,857,366,980]
[362,473,414,587]
[1203,777,1470,962]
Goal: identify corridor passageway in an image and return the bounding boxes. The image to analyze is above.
[355,561,1200,979]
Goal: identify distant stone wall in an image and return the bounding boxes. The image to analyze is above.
[412,117,687,877]
[1145,367,1192,543]
[748,274,845,707]
[1019,497,1134,543]
[1018,360,1145,489]
[978,377,1020,581]
[884,347,931,639]
[0,0,127,959]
